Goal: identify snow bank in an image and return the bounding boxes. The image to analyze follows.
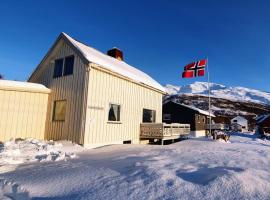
[0,179,30,200]
[0,138,83,166]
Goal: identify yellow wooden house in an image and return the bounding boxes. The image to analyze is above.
[28,32,165,147]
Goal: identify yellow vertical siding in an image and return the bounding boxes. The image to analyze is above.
[84,67,163,146]
[0,89,49,142]
[28,38,163,146]
[29,40,88,144]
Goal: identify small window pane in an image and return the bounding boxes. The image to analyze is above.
[108,104,120,121]
[163,114,171,121]
[53,100,66,121]
[143,109,156,123]
[53,59,63,78]
[64,55,74,76]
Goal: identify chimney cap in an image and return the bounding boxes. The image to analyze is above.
[107,47,124,61]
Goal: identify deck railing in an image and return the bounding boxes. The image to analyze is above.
[140,123,190,139]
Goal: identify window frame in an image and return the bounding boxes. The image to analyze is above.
[52,100,67,122]
[142,108,156,123]
[63,55,74,76]
[163,113,171,121]
[202,116,205,123]
[108,103,121,123]
[53,58,64,78]
[53,55,75,79]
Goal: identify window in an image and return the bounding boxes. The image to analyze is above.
[53,55,74,78]
[108,104,120,122]
[53,58,64,78]
[202,117,205,123]
[163,114,171,121]
[63,55,74,76]
[53,100,67,121]
[143,109,156,123]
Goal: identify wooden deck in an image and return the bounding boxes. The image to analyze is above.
[140,123,190,145]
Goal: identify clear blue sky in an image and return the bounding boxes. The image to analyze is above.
[0,0,269,91]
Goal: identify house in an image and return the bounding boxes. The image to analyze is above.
[163,101,215,137]
[28,32,165,147]
[0,80,50,142]
[230,116,248,132]
[256,114,270,133]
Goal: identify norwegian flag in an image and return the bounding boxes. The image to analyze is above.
[182,59,206,78]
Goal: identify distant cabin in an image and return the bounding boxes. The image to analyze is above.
[230,116,248,132]
[163,101,215,137]
[27,32,165,147]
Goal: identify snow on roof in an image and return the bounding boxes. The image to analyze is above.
[256,114,270,124]
[0,80,50,93]
[231,116,247,122]
[170,101,215,117]
[62,32,165,93]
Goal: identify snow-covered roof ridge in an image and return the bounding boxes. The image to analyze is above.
[61,32,165,93]
[256,114,270,124]
[0,80,50,93]
[169,100,215,117]
[231,116,247,121]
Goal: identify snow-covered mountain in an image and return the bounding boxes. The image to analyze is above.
[165,82,270,105]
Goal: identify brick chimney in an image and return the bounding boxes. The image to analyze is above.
[107,47,123,61]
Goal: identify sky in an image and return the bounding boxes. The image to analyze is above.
[0,0,270,91]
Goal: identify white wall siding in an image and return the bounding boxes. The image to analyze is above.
[29,40,88,144]
[84,67,163,146]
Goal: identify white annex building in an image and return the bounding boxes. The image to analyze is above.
[231,116,248,132]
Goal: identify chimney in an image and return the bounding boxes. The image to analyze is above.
[107,47,123,61]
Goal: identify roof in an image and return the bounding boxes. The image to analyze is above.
[165,101,215,117]
[0,80,50,93]
[256,114,270,124]
[231,116,247,121]
[62,33,165,93]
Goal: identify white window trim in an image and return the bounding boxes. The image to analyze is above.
[107,103,122,123]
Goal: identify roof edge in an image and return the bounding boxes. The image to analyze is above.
[0,80,51,94]
[165,100,215,117]
[28,32,89,81]
[90,63,166,94]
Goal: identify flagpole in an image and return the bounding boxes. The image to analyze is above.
[207,57,212,137]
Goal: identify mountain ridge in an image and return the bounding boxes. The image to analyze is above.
[165,82,270,105]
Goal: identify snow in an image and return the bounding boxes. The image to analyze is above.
[165,81,270,105]
[231,116,248,126]
[1,133,270,199]
[62,32,165,93]
[0,179,30,200]
[257,114,270,124]
[165,84,181,95]
[0,138,83,168]
[0,80,50,93]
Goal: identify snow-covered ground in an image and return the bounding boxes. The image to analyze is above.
[1,133,270,199]
[0,139,83,173]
